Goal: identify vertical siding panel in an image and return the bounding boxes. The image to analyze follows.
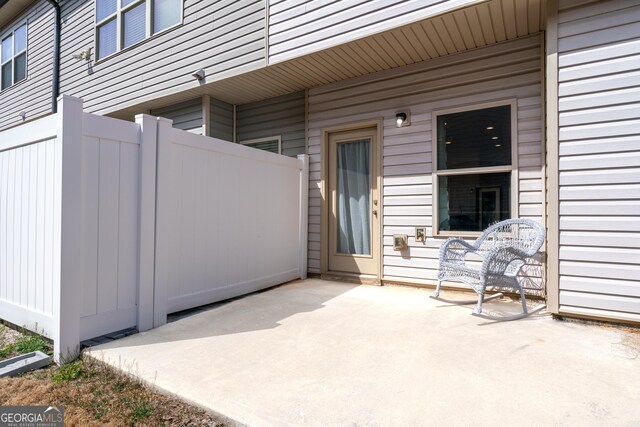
[557,0,640,321]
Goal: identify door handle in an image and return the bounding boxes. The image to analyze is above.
[373,209,378,217]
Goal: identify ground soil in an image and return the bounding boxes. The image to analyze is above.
[0,325,231,426]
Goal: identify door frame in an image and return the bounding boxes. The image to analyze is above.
[320,119,383,280]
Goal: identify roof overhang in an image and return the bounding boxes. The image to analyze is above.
[0,0,38,30]
[111,0,546,119]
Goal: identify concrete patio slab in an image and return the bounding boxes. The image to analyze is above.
[86,279,640,426]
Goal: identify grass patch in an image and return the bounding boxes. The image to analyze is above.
[0,328,51,359]
[51,361,84,383]
[0,344,13,359]
[14,333,50,354]
[129,400,153,421]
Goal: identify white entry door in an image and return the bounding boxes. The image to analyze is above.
[328,128,380,276]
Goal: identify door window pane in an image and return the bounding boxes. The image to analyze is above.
[14,52,26,82]
[153,0,181,33]
[123,2,146,48]
[336,139,371,255]
[97,19,117,59]
[96,0,117,21]
[14,25,26,53]
[437,105,511,170]
[438,172,511,232]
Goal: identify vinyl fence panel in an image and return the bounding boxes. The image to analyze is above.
[154,121,305,322]
[0,115,59,338]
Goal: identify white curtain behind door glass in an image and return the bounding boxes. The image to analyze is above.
[336,139,371,255]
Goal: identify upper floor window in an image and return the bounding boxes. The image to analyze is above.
[1,23,27,90]
[96,0,182,60]
[432,101,517,235]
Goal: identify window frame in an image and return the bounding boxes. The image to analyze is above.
[95,0,183,62]
[431,99,519,237]
[239,135,282,155]
[0,21,28,92]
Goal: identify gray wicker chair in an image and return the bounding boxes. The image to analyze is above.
[434,218,545,318]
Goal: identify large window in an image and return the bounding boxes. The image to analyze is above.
[433,101,516,235]
[1,23,27,91]
[96,0,182,60]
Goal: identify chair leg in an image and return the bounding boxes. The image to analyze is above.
[434,279,442,297]
[475,292,484,314]
[519,287,528,314]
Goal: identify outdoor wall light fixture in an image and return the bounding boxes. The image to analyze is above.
[192,69,205,81]
[396,112,409,127]
[72,48,92,61]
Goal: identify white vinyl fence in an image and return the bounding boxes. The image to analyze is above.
[0,96,308,362]
[0,115,59,345]
[153,121,307,323]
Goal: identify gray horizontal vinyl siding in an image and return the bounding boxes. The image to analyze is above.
[268,0,482,64]
[236,91,305,157]
[210,97,233,142]
[58,0,266,116]
[307,35,544,292]
[0,0,53,130]
[557,0,640,322]
[151,99,203,134]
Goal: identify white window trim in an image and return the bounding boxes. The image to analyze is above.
[239,135,282,154]
[431,99,519,237]
[0,21,28,92]
[94,0,183,62]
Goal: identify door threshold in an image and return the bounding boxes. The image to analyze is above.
[321,272,380,285]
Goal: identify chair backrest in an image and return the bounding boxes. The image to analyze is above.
[476,219,545,257]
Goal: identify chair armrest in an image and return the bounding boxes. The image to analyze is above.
[481,246,529,275]
[440,238,480,264]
